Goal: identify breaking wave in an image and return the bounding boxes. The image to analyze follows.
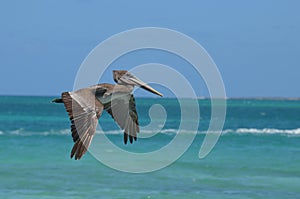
[223,128,300,135]
[1,128,300,136]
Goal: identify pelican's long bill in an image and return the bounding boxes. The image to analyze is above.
[127,75,163,97]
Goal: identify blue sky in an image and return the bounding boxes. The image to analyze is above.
[0,0,299,97]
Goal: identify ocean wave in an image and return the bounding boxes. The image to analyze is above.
[0,128,70,136]
[223,128,300,135]
[1,128,300,136]
[0,128,191,136]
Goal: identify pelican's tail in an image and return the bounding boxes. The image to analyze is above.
[52,98,63,103]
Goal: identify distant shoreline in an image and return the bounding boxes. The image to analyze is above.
[225,97,300,101]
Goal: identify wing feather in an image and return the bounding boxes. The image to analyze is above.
[103,94,139,144]
[62,90,103,160]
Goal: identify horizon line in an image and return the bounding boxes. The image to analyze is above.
[0,94,299,100]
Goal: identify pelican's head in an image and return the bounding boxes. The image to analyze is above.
[113,70,163,97]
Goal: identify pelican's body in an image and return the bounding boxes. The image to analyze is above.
[53,70,162,160]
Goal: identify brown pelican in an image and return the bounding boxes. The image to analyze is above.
[52,70,163,160]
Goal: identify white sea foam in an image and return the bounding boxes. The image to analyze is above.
[10,129,23,135]
[223,128,300,135]
[1,128,300,136]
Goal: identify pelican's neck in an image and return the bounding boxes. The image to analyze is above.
[114,84,134,93]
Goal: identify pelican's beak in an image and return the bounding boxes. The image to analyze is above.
[127,75,163,97]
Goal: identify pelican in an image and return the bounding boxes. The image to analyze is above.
[52,70,163,160]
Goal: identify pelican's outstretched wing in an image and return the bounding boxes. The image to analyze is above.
[103,93,139,144]
[61,89,103,160]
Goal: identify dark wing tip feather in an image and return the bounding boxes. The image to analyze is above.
[124,132,128,144]
[129,135,133,144]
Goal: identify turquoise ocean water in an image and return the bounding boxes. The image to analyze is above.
[0,96,300,199]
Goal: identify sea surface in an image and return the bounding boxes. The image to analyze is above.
[0,96,300,199]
